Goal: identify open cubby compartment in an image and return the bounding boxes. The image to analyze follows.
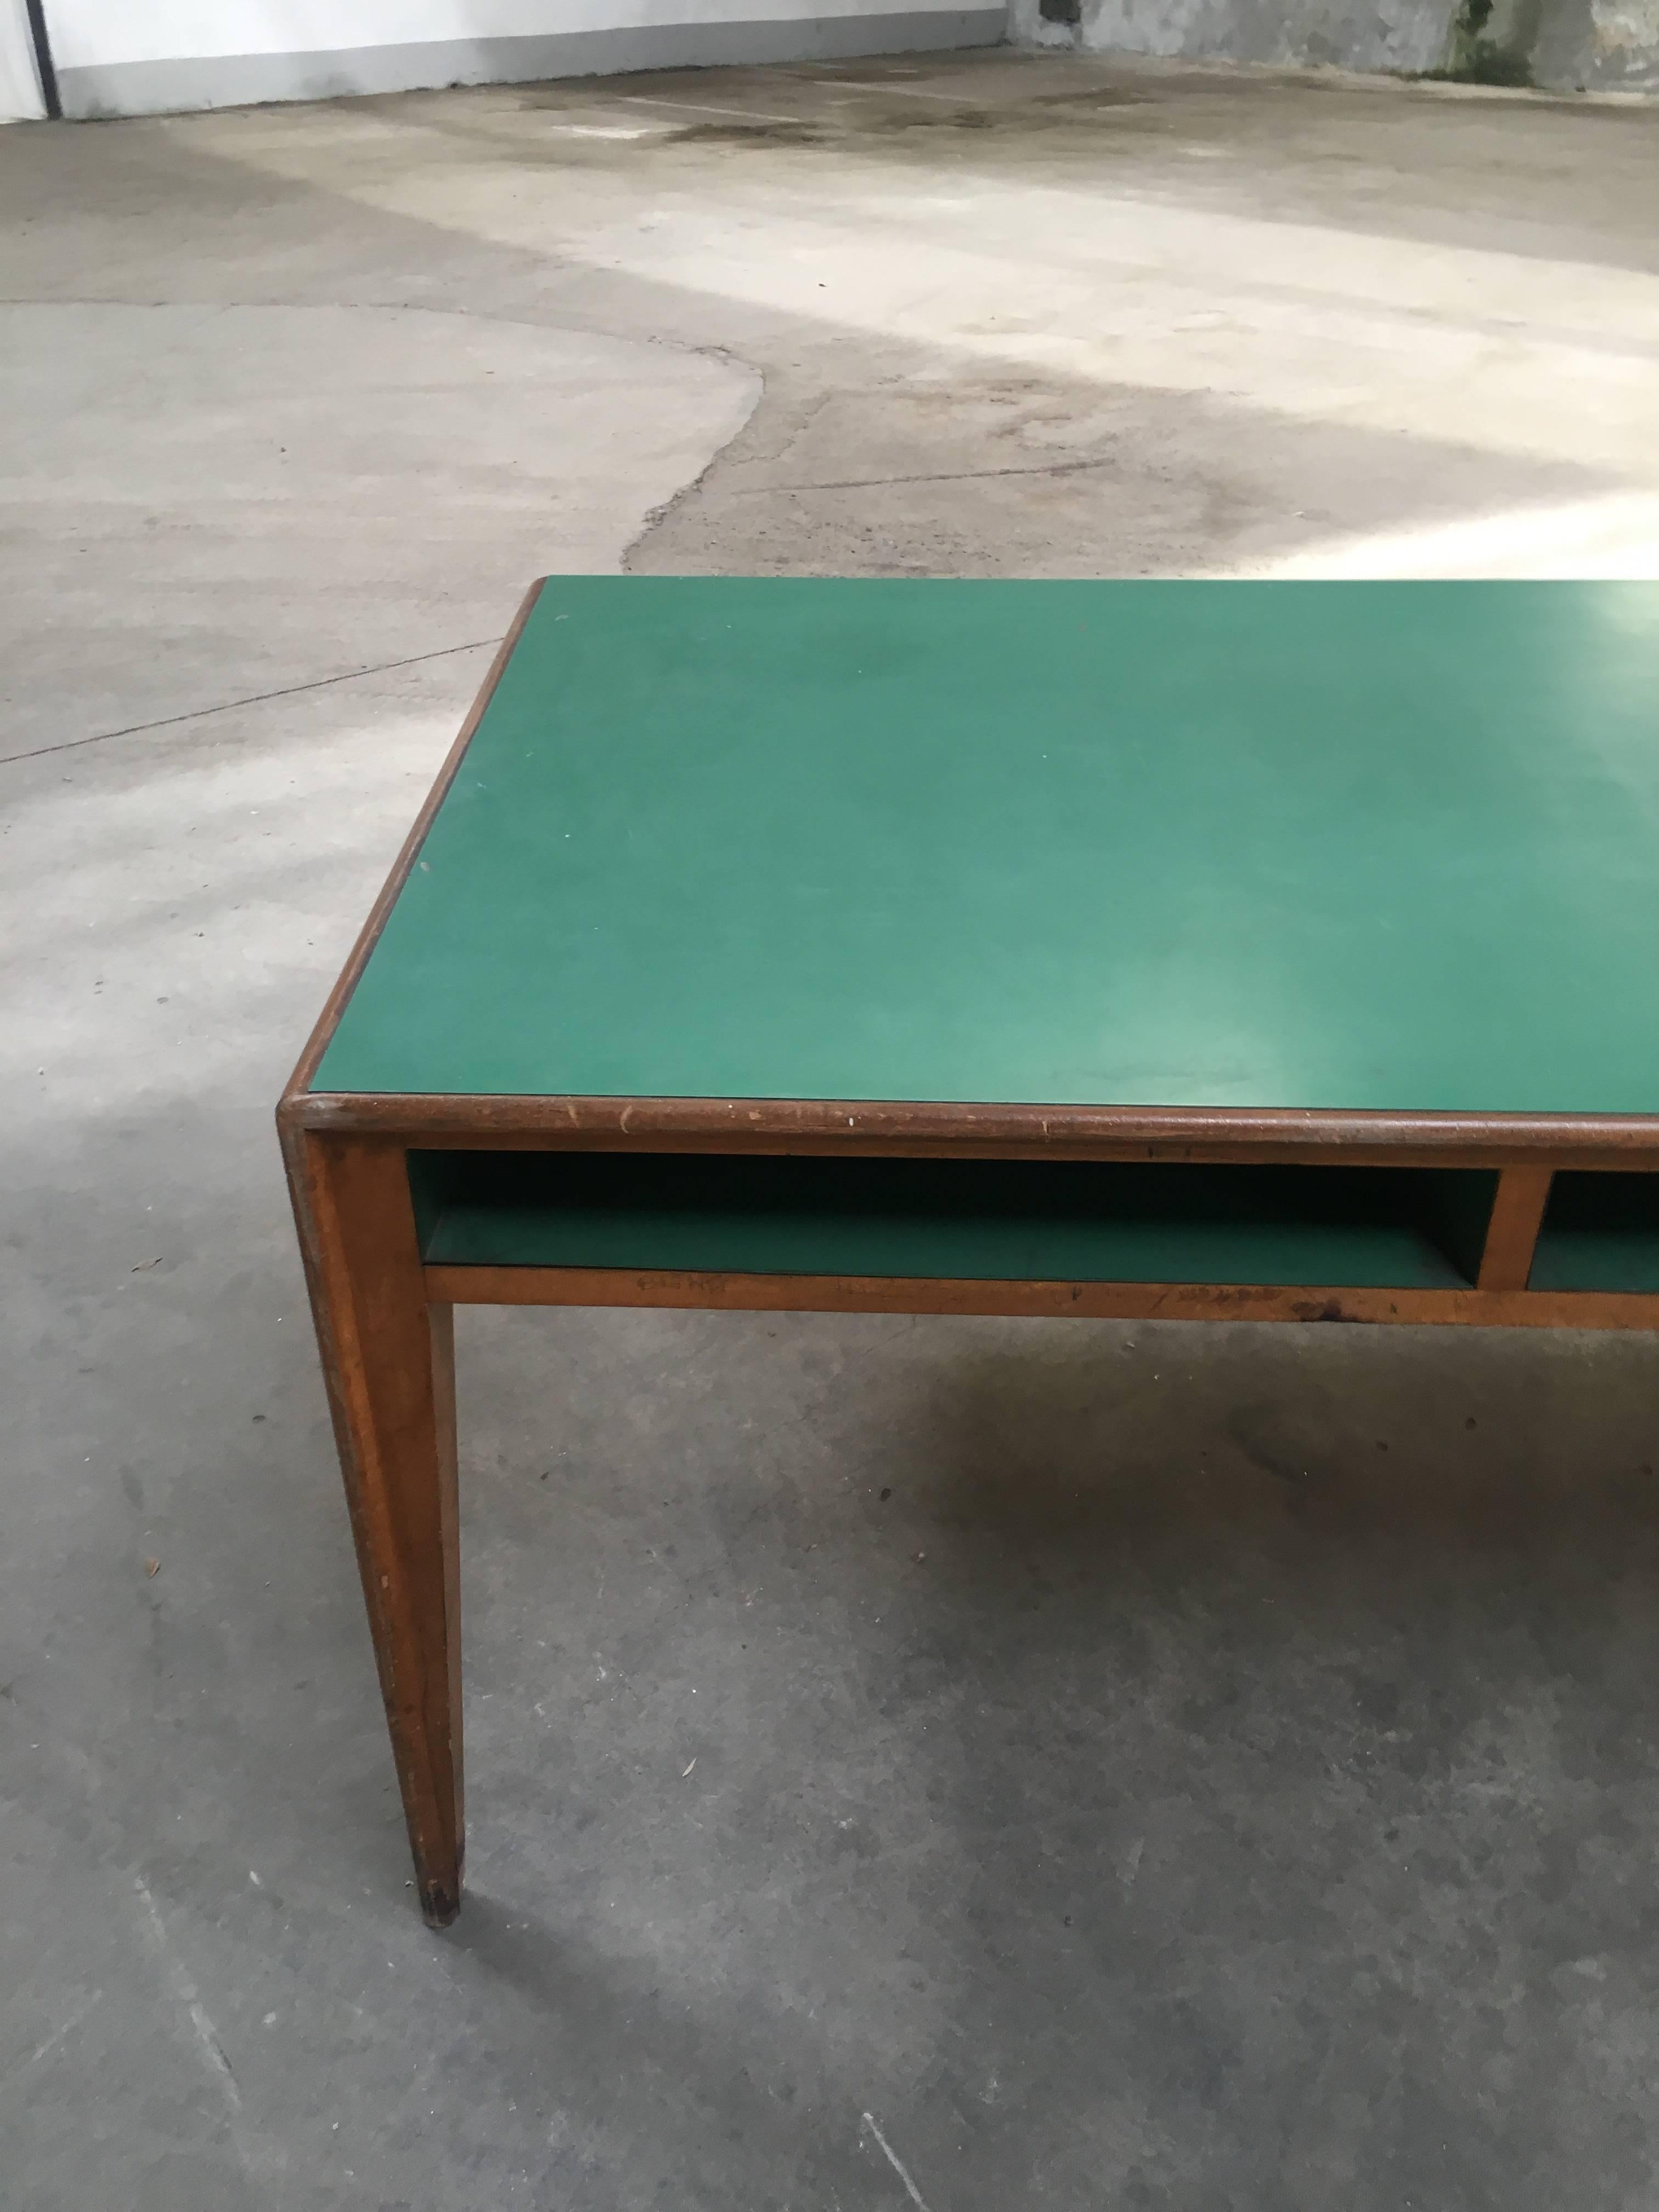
[409,1152,1502,1289]
[1528,1172,1659,1294]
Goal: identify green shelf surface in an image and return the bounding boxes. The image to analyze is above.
[1530,1175,1659,1294]
[410,1154,1482,1289]
[315,578,1659,1115]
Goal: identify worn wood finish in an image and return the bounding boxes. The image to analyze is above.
[287,1131,464,1927]
[293,1088,1659,1172]
[1477,1167,1555,1291]
[422,1262,1659,1331]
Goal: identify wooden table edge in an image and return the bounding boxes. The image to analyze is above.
[278,1089,1659,1171]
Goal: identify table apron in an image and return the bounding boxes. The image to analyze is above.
[422,1265,1659,1329]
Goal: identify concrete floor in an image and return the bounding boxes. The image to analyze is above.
[4,48,1659,2211]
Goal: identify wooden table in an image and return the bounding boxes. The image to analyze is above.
[280,576,1659,1923]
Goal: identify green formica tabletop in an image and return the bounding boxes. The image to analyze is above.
[313,578,1659,1119]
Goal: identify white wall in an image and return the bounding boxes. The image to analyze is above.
[52,0,949,61]
[0,0,46,119]
[46,0,1006,117]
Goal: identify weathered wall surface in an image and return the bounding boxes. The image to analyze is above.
[1010,0,1659,89]
[1527,0,1659,88]
[1014,0,1453,75]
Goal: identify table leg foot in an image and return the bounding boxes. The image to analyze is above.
[420,1855,463,1929]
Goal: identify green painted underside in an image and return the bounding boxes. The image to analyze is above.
[1530,1174,1659,1293]
[411,1154,1481,1288]
[315,579,1659,1114]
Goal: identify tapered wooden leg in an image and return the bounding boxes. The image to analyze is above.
[284,1126,464,1926]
